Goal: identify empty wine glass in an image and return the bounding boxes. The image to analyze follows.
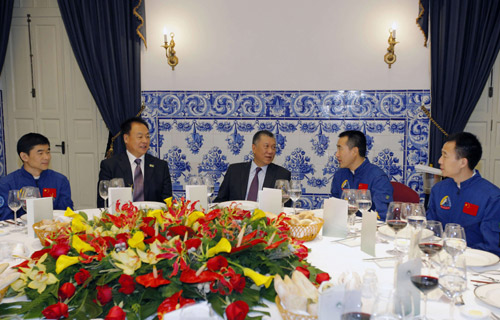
[439,254,467,320]
[274,179,290,208]
[289,180,302,214]
[342,189,358,235]
[356,189,372,212]
[443,223,467,264]
[7,190,22,227]
[110,178,125,188]
[410,256,439,320]
[203,175,214,206]
[19,186,41,213]
[371,286,405,320]
[99,180,110,210]
[385,202,409,256]
[188,174,203,186]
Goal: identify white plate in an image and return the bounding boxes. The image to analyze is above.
[132,201,166,210]
[378,225,433,239]
[217,200,258,211]
[459,305,491,319]
[0,229,9,237]
[474,283,500,308]
[465,248,500,267]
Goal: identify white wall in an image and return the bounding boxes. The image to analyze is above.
[141,0,430,91]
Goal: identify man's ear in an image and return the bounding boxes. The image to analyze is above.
[352,146,359,157]
[460,157,469,170]
[19,152,29,162]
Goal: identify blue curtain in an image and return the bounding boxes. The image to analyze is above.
[57,0,144,155]
[0,0,14,75]
[428,0,500,166]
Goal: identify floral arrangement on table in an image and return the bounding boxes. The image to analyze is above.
[0,198,329,320]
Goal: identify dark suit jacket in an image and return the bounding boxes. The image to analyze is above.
[214,162,291,203]
[97,153,172,207]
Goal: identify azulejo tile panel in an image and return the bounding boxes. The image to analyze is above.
[0,90,5,177]
[141,90,431,209]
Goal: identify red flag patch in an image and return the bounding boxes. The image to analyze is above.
[358,183,368,190]
[462,202,478,216]
[43,188,57,198]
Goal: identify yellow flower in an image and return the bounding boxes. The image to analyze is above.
[207,238,231,257]
[72,235,95,253]
[147,209,164,224]
[164,197,173,207]
[64,207,78,218]
[251,208,266,221]
[243,268,274,288]
[71,215,89,233]
[27,267,58,293]
[111,248,141,275]
[128,231,146,251]
[136,240,164,264]
[56,255,80,274]
[187,211,205,227]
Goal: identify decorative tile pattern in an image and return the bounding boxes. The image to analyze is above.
[142,90,431,209]
[0,90,5,177]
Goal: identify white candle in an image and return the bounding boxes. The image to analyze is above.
[392,29,396,39]
[164,33,168,43]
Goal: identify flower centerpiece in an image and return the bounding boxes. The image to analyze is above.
[1,198,329,320]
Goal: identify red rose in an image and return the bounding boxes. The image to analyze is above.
[225,300,249,320]
[105,306,126,320]
[58,282,76,301]
[207,255,228,271]
[229,273,246,294]
[96,284,113,305]
[296,266,310,279]
[315,272,330,284]
[74,269,91,286]
[42,302,69,319]
[118,274,135,294]
[49,243,70,259]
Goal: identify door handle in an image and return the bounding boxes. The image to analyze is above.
[55,141,65,155]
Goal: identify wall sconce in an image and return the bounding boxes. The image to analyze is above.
[162,31,178,70]
[384,26,398,68]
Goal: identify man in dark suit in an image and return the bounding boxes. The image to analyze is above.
[97,117,172,207]
[214,130,291,203]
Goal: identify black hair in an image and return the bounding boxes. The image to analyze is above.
[120,117,149,135]
[252,130,275,145]
[445,132,482,170]
[17,133,50,157]
[338,130,367,157]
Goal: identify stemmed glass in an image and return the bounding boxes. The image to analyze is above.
[341,189,358,235]
[385,202,409,255]
[203,175,214,206]
[407,203,427,230]
[274,179,290,208]
[99,180,110,210]
[371,286,405,320]
[418,220,443,259]
[188,175,203,186]
[443,224,467,265]
[7,190,22,227]
[356,189,372,212]
[410,257,439,320]
[288,180,302,214]
[110,178,125,188]
[439,253,467,320]
[19,186,41,213]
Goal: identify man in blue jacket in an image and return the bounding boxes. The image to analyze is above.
[0,133,73,221]
[330,130,393,219]
[427,132,500,256]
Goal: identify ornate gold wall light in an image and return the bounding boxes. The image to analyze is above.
[162,32,178,70]
[384,26,398,68]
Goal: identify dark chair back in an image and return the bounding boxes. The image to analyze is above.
[391,181,420,203]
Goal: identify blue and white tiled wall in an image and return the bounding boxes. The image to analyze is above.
[0,90,5,177]
[142,90,431,209]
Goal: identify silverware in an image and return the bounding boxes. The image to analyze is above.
[363,256,398,261]
[331,235,359,243]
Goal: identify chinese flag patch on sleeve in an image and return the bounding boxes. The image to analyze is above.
[43,188,57,198]
[358,183,368,190]
[462,202,479,216]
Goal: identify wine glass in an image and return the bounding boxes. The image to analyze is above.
[341,189,358,235]
[99,180,110,210]
[439,254,467,320]
[410,257,439,320]
[203,175,214,206]
[341,283,371,320]
[288,180,302,214]
[7,190,22,227]
[407,203,427,230]
[443,223,467,264]
[188,174,203,186]
[19,186,41,213]
[418,220,443,259]
[356,189,372,212]
[274,179,290,208]
[110,178,125,188]
[371,286,405,320]
[385,202,409,255]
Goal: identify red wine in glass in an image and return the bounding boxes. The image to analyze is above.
[387,220,407,232]
[411,275,439,294]
[418,243,443,257]
[341,312,371,320]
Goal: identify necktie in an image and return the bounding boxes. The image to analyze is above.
[133,158,144,201]
[247,167,261,201]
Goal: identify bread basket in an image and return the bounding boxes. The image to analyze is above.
[288,218,324,242]
[32,220,69,246]
[275,295,318,320]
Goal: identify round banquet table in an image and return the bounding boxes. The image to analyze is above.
[1,210,499,320]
